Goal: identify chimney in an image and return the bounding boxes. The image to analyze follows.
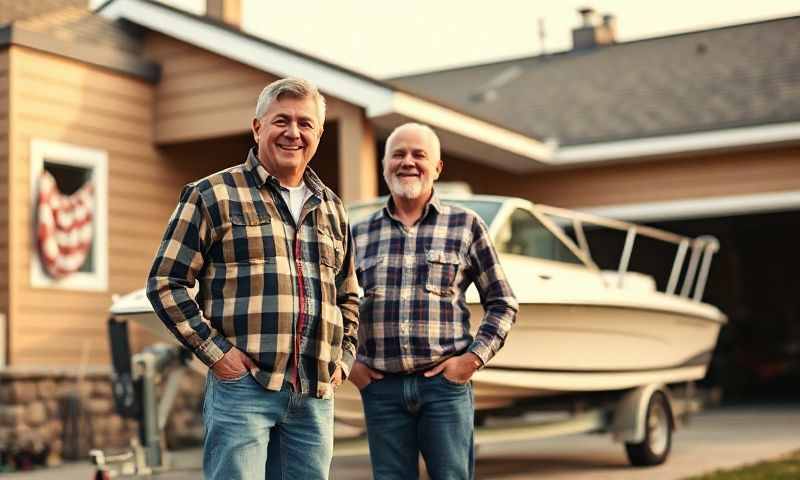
[206,0,241,28]
[571,7,617,49]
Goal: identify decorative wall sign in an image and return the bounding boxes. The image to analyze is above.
[36,170,95,278]
[30,139,108,291]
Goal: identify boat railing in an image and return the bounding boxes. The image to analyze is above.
[531,205,719,302]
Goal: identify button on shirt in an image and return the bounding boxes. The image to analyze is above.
[352,193,518,373]
[147,149,359,399]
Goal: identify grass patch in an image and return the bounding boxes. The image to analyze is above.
[686,450,800,479]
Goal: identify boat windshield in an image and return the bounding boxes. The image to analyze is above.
[496,208,583,264]
[348,199,503,226]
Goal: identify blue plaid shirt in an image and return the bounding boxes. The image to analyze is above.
[352,193,517,373]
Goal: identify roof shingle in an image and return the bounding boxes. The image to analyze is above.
[392,16,800,146]
[1,0,144,57]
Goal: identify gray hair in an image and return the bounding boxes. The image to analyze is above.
[254,77,326,125]
[383,123,441,164]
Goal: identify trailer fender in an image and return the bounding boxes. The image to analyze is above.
[611,384,675,443]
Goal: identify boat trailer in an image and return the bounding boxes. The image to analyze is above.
[91,314,696,478]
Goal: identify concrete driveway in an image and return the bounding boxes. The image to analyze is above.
[8,404,800,480]
[470,404,800,480]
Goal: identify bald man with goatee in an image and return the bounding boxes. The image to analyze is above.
[350,123,518,480]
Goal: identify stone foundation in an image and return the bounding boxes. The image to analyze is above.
[0,366,205,472]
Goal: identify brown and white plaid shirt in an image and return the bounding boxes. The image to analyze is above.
[147,149,359,399]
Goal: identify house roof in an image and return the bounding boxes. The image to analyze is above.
[392,16,800,147]
[0,0,159,82]
[7,1,798,167]
[96,0,552,171]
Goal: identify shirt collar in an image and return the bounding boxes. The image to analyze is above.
[383,189,443,224]
[245,148,325,198]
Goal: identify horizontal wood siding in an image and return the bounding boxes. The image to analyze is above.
[145,33,277,144]
[0,50,9,362]
[440,147,800,209]
[6,46,220,366]
[521,147,800,208]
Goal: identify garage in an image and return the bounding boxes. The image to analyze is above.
[582,195,800,401]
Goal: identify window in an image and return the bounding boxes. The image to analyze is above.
[444,200,502,226]
[496,208,583,264]
[29,139,108,291]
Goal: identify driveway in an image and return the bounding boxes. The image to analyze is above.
[472,404,800,480]
[8,404,800,480]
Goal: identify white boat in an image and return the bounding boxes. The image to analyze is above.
[334,195,726,420]
[109,194,725,421]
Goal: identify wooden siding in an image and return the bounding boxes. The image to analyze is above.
[5,46,219,366]
[145,33,277,144]
[143,33,376,202]
[526,147,800,208]
[440,147,800,209]
[0,49,9,363]
[438,151,520,196]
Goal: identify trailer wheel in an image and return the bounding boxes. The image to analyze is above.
[625,391,672,466]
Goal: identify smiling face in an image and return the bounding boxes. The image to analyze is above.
[383,125,442,200]
[251,94,322,186]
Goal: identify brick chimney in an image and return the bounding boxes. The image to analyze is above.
[571,7,617,49]
[206,0,241,28]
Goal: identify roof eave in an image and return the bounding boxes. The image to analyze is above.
[369,92,554,171]
[98,0,395,110]
[553,121,800,165]
[98,0,552,171]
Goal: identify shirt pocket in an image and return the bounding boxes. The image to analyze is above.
[225,209,271,262]
[317,225,344,273]
[202,258,278,336]
[425,250,460,296]
[357,255,386,296]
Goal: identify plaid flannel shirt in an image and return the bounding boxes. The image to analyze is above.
[352,193,517,373]
[147,150,359,399]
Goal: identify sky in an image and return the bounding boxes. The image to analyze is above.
[94,0,799,78]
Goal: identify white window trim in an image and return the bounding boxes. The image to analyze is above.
[29,139,109,291]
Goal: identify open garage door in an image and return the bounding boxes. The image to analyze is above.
[579,208,800,401]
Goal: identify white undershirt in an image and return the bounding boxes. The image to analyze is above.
[280,181,312,226]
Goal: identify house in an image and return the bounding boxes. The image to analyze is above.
[0,0,797,465]
[0,0,796,390]
[391,9,800,398]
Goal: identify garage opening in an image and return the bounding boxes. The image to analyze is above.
[581,210,800,402]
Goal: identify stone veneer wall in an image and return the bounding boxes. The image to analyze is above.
[0,366,205,472]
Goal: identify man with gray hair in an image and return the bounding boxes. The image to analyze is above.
[147,77,359,479]
[350,123,518,479]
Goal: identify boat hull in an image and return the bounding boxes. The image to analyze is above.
[334,301,723,424]
[481,302,720,377]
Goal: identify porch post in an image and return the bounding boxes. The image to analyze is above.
[338,111,377,203]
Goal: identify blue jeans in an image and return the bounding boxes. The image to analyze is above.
[360,372,475,480]
[202,372,334,480]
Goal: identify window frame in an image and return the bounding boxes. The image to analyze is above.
[29,139,109,291]
[498,207,583,265]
